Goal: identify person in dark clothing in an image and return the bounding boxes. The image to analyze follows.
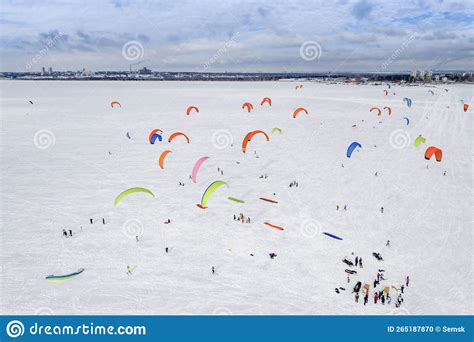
[374,293,379,304]
[269,253,277,259]
[374,280,378,288]
[102,218,105,224]
[335,288,340,294]
[381,295,385,305]
[211,266,215,274]
[401,285,404,293]
[355,256,359,266]
[381,207,384,213]
[406,276,410,286]
[364,294,368,306]
[359,257,363,268]
[90,218,93,224]
[355,292,359,303]
[68,229,72,237]
[165,247,169,253]
[63,229,68,238]
[343,205,347,211]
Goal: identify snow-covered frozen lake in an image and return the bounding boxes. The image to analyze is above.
[0,80,472,315]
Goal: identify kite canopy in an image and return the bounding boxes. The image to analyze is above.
[464,103,469,112]
[346,142,362,158]
[271,127,282,134]
[159,150,172,169]
[403,97,412,108]
[199,181,228,208]
[424,146,442,162]
[404,117,410,125]
[191,156,210,183]
[149,129,163,144]
[260,97,272,106]
[323,232,343,240]
[370,107,381,116]
[414,136,426,147]
[293,107,308,118]
[114,187,155,206]
[186,105,199,115]
[168,132,190,143]
[242,102,253,112]
[383,106,392,115]
[242,130,269,153]
[46,268,85,281]
[111,101,121,108]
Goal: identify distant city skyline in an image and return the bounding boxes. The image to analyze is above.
[1,0,473,72]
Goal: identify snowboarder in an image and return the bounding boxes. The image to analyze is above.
[68,229,72,237]
[406,276,410,286]
[211,266,215,274]
[62,229,68,238]
[386,240,390,247]
[355,256,359,266]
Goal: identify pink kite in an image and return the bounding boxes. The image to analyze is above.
[191,156,210,183]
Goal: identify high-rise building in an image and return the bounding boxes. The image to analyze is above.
[42,67,46,75]
[49,67,53,75]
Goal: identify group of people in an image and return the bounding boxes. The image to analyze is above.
[289,181,299,188]
[342,248,410,309]
[233,213,251,223]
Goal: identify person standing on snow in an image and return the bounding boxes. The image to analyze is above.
[355,256,359,266]
[381,207,384,213]
[90,218,93,224]
[211,266,215,274]
[374,293,379,304]
[69,229,73,237]
[364,294,368,306]
[386,240,390,247]
[406,276,410,287]
[126,265,132,275]
[359,257,363,268]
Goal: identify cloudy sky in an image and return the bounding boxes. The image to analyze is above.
[1,0,473,72]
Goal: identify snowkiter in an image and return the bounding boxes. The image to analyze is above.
[63,229,68,238]
[406,276,410,286]
[69,229,72,237]
[355,256,359,266]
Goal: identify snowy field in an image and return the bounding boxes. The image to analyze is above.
[0,80,472,315]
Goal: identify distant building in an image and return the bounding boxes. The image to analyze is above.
[48,67,53,75]
[42,67,46,75]
[138,67,152,75]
